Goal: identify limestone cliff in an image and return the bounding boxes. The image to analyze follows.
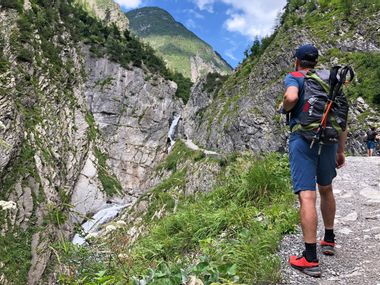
[0,1,181,284]
[75,0,129,31]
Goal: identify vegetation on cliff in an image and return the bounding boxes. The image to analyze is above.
[57,142,297,284]
[0,0,189,283]
[243,0,380,106]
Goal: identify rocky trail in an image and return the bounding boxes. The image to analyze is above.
[279,156,380,284]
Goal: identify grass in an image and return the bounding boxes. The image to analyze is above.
[124,153,297,284]
[155,140,205,172]
[59,146,297,284]
[0,225,33,285]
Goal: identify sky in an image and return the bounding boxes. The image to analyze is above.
[114,0,287,68]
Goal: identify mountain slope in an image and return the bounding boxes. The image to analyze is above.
[126,7,232,81]
[181,0,380,155]
[75,0,129,31]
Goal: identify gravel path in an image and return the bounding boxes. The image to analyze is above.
[278,156,380,284]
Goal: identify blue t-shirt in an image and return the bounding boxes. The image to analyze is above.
[284,72,305,129]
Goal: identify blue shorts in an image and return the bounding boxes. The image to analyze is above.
[289,133,338,194]
[367,140,376,150]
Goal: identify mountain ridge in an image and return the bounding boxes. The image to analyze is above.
[126,6,232,81]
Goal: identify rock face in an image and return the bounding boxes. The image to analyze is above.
[75,0,129,31]
[189,54,229,83]
[0,3,181,285]
[83,49,182,195]
[346,97,380,155]
[181,6,380,156]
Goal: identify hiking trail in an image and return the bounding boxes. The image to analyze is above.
[279,156,380,284]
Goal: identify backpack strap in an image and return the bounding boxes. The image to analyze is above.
[289,71,306,78]
[305,72,330,93]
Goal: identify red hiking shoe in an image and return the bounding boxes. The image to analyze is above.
[289,255,321,278]
[320,240,336,255]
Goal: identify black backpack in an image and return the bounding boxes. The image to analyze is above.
[291,66,354,147]
[367,130,377,141]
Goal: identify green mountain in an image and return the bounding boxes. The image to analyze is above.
[126,7,232,81]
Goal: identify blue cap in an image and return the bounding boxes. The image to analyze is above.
[294,44,319,61]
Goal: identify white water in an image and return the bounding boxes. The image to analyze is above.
[184,139,219,155]
[72,204,128,245]
[168,113,181,151]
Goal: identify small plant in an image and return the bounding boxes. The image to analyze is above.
[94,147,123,196]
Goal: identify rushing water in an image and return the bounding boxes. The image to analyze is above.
[72,203,128,245]
[167,113,181,151]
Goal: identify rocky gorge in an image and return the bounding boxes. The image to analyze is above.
[0,0,379,284]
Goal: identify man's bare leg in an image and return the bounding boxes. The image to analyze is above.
[299,190,317,243]
[318,184,336,230]
[319,184,336,255]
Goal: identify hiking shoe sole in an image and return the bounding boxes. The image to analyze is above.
[321,244,335,255]
[320,240,336,256]
[290,264,321,278]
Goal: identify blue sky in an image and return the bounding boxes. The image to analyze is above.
[115,0,287,67]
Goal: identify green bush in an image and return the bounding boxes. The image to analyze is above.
[16,48,34,63]
[0,0,23,11]
[203,72,228,94]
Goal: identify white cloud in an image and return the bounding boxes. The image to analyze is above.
[114,0,143,9]
[186,18,198,29]
[193,0,216,12]
[224,49,238,61]
[193,0,287,39]
[184,9,205,19]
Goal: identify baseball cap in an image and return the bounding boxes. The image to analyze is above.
[294,44,319,61]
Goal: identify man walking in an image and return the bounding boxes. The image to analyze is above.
[365,126,379,156]
[282,44,348,277]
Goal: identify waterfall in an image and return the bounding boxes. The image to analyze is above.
[72,203,128,246]
[167,113,181,151]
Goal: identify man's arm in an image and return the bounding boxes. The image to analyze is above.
[283,86,299,112]
[336,129,348,169]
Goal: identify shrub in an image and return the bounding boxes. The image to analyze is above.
[0,0,23,11]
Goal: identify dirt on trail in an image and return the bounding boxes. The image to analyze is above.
[278,156,380,285]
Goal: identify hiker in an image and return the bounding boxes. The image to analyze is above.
[282,44,350,277]
[365,126,379,156]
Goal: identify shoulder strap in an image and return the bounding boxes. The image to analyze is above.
[290,71,306,78]
[305,72,330,93]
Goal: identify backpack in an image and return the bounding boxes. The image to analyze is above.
[367,130,377,141]
[291,66,354,147]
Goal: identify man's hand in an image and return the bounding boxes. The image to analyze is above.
[336,152,345,169]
